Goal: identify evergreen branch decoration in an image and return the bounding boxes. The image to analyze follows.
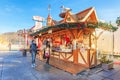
[87,22,118,32]
[87,22,98,28]
[97,22,118,32]
[30,22,118,36]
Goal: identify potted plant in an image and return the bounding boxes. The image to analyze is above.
[100,55,114,71]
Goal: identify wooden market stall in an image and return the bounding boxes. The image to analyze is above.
[30,7,99,75]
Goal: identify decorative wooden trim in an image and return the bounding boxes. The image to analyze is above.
[64,12,76,23]
[96,31,104,40]
[67,29,75,39]
[60,52,65,59]
[91,33,96,38]
[66,54,73,60]
[90,51,95,65]
[77,30,83,38]
[53,52,73,61]
[78,51,87,64]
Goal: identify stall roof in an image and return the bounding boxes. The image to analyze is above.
[30,6,117,36]
[30,22,96,36]
[30,22,117,36]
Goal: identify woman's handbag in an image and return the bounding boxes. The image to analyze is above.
[45,52,50,58]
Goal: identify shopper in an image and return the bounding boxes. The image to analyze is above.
[44,40,51,64]
[30,39,38,67]
[45,45,50,64]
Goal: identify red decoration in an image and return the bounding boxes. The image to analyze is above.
[77,24,81,28]
[77,22,86,28]
[64,35,70,45]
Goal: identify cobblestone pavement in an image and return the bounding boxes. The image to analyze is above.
[0,51,120,80]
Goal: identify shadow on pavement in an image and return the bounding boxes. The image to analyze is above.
[43,64,51,72]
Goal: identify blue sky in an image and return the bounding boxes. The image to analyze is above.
[0,0,120,33]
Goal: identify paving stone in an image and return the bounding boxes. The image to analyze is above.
[102,78,113,80]
[87,75,104,80]
[0,51,76,80]
[96,69,117,78]
[109,70,120,80]
[1,51,120,80]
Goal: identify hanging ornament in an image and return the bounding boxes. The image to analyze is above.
[77,24,81,28]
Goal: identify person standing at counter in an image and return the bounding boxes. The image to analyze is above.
[44,40,51,64]
[45,45,50,64]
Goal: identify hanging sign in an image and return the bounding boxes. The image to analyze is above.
[32,16,44,21]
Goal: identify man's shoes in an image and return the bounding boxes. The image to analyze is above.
[31,64,35,68]
[46,62,49,65]
[33,63,37,67]
[31,63,37,68]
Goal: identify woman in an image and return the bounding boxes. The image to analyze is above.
[44,45,50,64]
[44,40,51,64]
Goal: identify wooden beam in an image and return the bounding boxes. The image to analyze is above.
[67,29,75,39]
[77,30,83,38]
[94,30,97,66]
[96,31,104,40]
[87,33,91,68]
[87,49,90,67]
[90,51,94,65]
[66,54,73,60]
[79,51,87,64]
[73,49,78,64]
[94,50,97,66]
[72,29,79,64]
[60,52,65,59]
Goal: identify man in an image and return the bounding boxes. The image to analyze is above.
[30,40,37,67]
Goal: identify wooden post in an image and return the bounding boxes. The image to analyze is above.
[87,33,91,68]
[94,31,97,66]
[73,49,78,64]
[72,29,78,64]
[87,49,90,67]
[94,50,97,66]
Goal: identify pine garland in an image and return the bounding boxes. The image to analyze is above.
[97,22,118,32]
[30,22,118,36]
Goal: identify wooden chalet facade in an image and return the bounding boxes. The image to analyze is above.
[30,7,99,74]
